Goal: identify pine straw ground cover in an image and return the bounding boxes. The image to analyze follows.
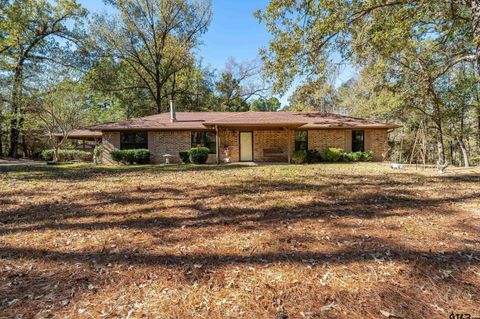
[0,163,479,319]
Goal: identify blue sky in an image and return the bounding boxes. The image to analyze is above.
[78,0,354,106]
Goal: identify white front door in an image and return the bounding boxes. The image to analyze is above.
[240,132,253,161]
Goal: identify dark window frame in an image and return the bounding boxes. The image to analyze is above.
[352,130,365,152]
[295,130,308,151]
[120,131,148,150]
[191,131,217,154]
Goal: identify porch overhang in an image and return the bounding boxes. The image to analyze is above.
[53,130,102,141]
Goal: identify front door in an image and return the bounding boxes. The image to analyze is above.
[239,131,253,161]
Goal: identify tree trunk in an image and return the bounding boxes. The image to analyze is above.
[0,110,3,157]
[427,82,446,167]
[8,59,25,158]
[477,110,480,161]
[155,90,162,114]
[21,132,28,158]
[472,0,480,70]
[457,137,470,167]
[434,122,446,167]
[458,103,470,167]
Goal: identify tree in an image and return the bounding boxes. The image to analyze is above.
[287,79,338,112]
[257,0,478,166]
[32,80,89,162]
[250,97,281,111]
[91,0,212,114]
[170,61,217,111]
[83,57,153,118]
[215,58,268,111]
[0,0,86,158]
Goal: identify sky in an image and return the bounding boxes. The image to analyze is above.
[78,0,355,107]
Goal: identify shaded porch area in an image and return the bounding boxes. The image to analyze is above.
[213,125,302,164]
[54,129,102,151]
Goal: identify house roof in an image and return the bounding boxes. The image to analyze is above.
[90,111,401,131]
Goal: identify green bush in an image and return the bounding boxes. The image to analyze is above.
[306,149,322,163]
[188,147,209,164]
[292,150,307,164]
[110,150,125,163]
[133,149,150,164]
[323,149,374,163]
[343,151,363,162]
[179,151,190,164]
[41,149,55,161]
[110,149,150,164]
[41,149,93,162]
[361,150,373,162]
[324,148,344,162]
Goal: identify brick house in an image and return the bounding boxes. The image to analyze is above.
[79,111,399,165]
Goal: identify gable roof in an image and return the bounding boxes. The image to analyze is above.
[90,111,400,131]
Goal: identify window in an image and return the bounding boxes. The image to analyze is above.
[120,131,148,150]
[191,131,216,154]
[295,130,308,151]
[352,130,365,152]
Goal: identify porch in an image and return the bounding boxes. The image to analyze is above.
[214,126,300,164]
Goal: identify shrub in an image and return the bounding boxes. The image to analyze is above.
[305,149,322,163]
[110,149,150,164]
[324,148,344,162]
[361,150,373,162]
[133,149,150,164]
[110,150,125,163]
[41,149,55,161]
[291,150,306,164]
[343,151,363,162]
[41,149,93,162]
[179,151,190,164]
[188,147,209,164]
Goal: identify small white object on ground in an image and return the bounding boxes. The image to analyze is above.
[163,154,173,164]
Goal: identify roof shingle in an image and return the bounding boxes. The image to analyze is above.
[90,111,400,131]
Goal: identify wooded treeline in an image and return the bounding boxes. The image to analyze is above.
[0,0,278,158]
[1,0,480,167]
[257,0,480,167]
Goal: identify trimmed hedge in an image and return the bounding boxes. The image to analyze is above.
[291,149,374,164]
[179,151,190,164]
[188,147,209,164]
[343,151,363,162]
[41,149,93,162]
[324,148,344,162]
[323,148,374,162]
[110,149,150,164]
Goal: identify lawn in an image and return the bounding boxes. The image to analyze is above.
[0,163,479,318]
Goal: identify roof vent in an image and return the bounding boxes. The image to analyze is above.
[169,98,176,123]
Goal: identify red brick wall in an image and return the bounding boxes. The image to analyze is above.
[101,128,390,164]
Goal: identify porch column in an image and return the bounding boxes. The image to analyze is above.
[215,125,220,164]
[287,128,292,164]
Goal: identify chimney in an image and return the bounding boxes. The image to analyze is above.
[169,97,176,122]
